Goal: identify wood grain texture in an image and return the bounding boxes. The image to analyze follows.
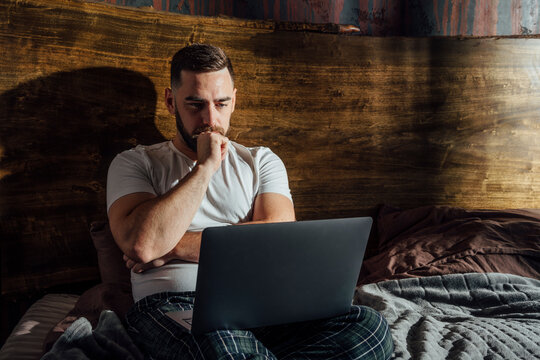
[1,0,540,300]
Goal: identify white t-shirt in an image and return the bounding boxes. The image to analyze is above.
[107,140,292,302]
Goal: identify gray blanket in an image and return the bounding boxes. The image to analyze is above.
[41,310,143,360]
[355,273,540,360]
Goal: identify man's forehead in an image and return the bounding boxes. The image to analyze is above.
[175,69,234,97]
[180,68,233,85]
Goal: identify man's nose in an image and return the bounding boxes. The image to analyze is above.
[202,104,218,126]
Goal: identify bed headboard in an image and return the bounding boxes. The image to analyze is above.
[1,0,539,336]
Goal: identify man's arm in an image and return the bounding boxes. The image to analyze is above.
[251,192,295,223]
[108,164,214,264]
[108,132,227,264]
[125,192,295,273]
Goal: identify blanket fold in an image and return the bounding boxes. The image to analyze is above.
[41,310,143,360]
[355,273,540,360]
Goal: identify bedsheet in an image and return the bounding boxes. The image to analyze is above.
[355,273,540,359]
[0,294,79,360]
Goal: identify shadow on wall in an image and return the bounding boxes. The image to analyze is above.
[0,67,164,293]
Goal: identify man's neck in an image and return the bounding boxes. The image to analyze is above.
[172,134,198,161]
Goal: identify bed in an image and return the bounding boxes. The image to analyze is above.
[2,207,539,359]
[355,205,540,359]
[1,0,539,359]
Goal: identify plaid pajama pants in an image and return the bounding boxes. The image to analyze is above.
[126,292,393,360]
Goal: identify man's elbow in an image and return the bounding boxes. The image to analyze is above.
[120,233,155,264]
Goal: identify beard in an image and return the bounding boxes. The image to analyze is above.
[174,108,227,152]
[175,108,198,152]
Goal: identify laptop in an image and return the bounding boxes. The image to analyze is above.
[165,217,372,335]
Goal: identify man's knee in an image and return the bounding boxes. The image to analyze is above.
[341,306,394,359]
[196,329,276,360]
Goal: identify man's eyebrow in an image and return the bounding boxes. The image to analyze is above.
[184,96,206,102]
[184,96,232,102]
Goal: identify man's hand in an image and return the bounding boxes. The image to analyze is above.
[196,131,228,173]
[124,253,175,273]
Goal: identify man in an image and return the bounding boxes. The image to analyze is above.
[107,44,393,359]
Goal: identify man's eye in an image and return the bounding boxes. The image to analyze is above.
[188,103,203,110]
[216,103,228,108]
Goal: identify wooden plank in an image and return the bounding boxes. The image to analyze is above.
[1,0,540,296]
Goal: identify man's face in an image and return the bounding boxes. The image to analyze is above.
[167,68,236,152]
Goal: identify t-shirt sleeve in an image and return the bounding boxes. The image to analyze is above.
[257,148,293,202]
[106,149,157,212]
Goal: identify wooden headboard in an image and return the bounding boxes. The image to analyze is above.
[1,0,539,339]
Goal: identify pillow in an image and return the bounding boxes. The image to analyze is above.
[42,222,134,354]
[358,205,540,285]
[90,221,131,285]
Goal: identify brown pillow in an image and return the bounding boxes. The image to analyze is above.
[359,205,540,285]
[42,223,133,354]
[90,221,131,285]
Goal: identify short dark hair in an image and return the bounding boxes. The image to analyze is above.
[170,44,234,89]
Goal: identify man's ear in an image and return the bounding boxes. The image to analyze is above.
[165,88,175,115]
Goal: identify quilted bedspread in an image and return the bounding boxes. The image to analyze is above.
[354,273,540,359]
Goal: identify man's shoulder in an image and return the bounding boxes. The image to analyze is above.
[229,141,275,159]
[110,141,174,173]
[228,142,285,173]
[115,141,172,160]
[127,141,171,154]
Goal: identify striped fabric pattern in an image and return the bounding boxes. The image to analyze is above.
[126,292,393,360]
